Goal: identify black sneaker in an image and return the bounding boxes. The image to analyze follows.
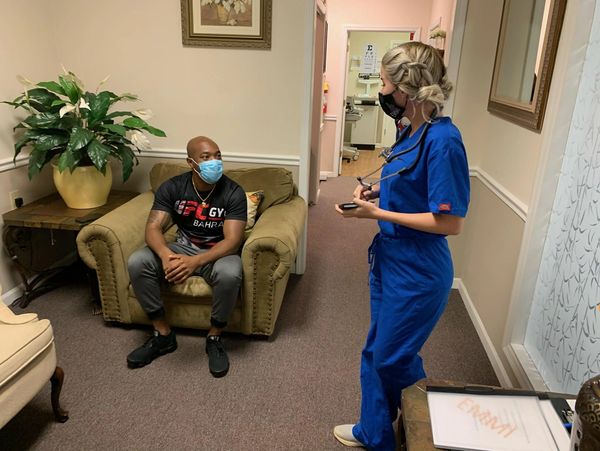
[206,335,229,378]
[127,330,177,369]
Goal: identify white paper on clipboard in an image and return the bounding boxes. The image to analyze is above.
[427,392,563,451]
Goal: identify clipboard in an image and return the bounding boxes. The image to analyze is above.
[426,385,573,451]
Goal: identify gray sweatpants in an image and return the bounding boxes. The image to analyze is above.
[127,241,242,328]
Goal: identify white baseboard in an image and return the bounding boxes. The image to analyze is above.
[502,343,549,391]
[2,284,24,306]
[454,277,513,387]
[320,171,335,180]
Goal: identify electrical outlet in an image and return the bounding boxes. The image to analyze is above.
[9,190,20,209]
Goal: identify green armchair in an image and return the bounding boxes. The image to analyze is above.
[76,163,307,336]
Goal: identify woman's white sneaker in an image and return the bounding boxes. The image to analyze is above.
[333,424,364,447]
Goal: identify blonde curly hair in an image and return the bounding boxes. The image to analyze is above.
[381,42,452,116]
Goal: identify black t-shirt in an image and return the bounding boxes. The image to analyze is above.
[152,172,247,248]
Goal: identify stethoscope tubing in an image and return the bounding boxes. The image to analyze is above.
[357,122,431,189]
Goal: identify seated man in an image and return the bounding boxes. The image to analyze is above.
[126,136,247,377]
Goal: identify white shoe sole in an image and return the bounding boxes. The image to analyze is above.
[333,426,364,447]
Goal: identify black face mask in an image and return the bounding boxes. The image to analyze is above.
[378,91,405,121]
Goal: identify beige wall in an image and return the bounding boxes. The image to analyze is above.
[47,0,310,157]
[453,0,542,205]
[0,1,65,293]
[451,0,538,386]
[0,1,57,160]
[0,0,313,298]
[451,0,582,386]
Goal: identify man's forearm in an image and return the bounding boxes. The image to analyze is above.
[194,239,241,267]
[145,227,171,260]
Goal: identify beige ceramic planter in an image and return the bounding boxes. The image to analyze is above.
[52,164,112,209]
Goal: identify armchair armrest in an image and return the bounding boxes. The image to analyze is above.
[76,191,154,322]
[241,196,307,335]
[0,302,38,324]
[242,196,307,277]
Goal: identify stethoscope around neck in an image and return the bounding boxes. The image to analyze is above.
[356,121,431,190]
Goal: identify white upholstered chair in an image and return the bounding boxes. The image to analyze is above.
[0,292,68,428]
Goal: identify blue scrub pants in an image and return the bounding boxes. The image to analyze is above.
[352,234,453,451]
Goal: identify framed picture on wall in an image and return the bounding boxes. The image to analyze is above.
[181,0,272,49]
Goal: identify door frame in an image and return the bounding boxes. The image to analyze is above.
[334,25,421,176]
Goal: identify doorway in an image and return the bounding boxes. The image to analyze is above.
[339,29,416,178]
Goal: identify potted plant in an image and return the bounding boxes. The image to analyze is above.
[2,71,166,209]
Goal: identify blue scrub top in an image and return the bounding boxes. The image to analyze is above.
[378,116,470,239]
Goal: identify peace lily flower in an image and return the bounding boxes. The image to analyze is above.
[129,130,152,151]
[59,98,90,118]
[16,75,35,87]
[132,109,153,121]
[95,74,111,93]
[78,98,90,110]
[59,103,76,118]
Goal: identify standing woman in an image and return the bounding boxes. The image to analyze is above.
[334,42,470,450]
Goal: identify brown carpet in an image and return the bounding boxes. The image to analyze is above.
[0,176,498,450]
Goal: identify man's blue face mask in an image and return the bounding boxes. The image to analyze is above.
[190,158,223,184]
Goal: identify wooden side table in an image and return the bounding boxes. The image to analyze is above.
[399,379,454,450]
[2,190,138,308]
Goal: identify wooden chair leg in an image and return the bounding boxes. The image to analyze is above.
[50,366,69,423]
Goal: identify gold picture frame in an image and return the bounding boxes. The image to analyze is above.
[181,0,272,49]
[487,0,567,132]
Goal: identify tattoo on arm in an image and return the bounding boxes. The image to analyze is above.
[146,210,171,231]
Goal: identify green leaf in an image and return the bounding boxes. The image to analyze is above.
[66,127,95,153]
[56,115,79,131]
[122,117,165,137]
[34,133,69,152]
[105,111,134,120]
[1,100,27,110]
[23,112,60,128]
[86,139,112,171]
[57,147,83,173]
[122,117,148,129]
[50,99,66,107]
[87,92,112,127]
[118,144,137,182]
[118,93,138,101]
[37,81,66,96]
[27,147,46,179]
[100,123,127,136]
[14,130,42,160]
[58,75,80,103]
[143,125,166,137]
[26,88,61,112]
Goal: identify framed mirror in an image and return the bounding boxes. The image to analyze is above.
[488,0,567,131]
